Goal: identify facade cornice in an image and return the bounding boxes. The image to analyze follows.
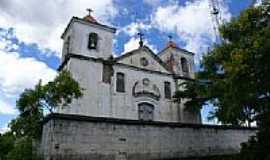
[61,17,116,39]
[58,53,195,81]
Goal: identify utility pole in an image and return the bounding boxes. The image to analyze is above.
[208,0,222,43]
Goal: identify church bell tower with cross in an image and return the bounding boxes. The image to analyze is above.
[61,9,116,61]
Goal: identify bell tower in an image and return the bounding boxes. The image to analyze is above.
[158,38,195,78]
[61,9,116,61]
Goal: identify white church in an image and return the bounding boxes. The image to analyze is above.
[57,12,201,124]
[40,12,256,160]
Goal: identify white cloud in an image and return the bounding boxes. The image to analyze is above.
[0,0,118,56]
[120,22,152,36]
[0,123,10,134]
[0,100,17,115]
[254,0,262,6]
[151,0,231,64]
[123,37,158,54]
[0,29,19,51]
[0,50,57,97]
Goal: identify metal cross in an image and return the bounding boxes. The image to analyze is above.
[137,32,144,47]
[168,35,173,41]
[87,8,93,15]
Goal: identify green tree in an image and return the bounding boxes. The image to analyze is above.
[175,2,270,125]
[0,70,83,160]
[0,132,15,160]
[13,70,82,139]
[5,137,42,160]
[174,2,270,159]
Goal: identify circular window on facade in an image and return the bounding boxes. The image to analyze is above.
[140,57,149,66]
[142,78,150,86]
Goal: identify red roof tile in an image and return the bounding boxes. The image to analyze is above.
[166,41,177,48]
[83,15,99,24]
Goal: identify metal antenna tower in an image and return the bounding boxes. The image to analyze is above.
[208,0,222,43]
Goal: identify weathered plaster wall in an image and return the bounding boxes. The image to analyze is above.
[111,64,178,122]
[41,114,256,160]
[58,57,192,122]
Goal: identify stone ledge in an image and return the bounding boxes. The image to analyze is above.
[43,113,257,131]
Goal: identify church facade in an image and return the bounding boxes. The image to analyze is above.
[40,13,256,160]
[57,13,201,123]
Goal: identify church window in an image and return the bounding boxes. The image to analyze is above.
[138,103,154,121]
[88,32,98,49]
[102,63,114,84]
[181,57,189,74]
[116,72,125,92]
[142,78,150,86]
[164,81,171,99]
[140,57,149,66]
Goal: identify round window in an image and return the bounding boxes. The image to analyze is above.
[140,57,149,66]
[142,78,150,86]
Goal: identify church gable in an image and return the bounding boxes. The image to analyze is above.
[116,46,171,74]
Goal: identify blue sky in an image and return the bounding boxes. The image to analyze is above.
[0,0,256,132]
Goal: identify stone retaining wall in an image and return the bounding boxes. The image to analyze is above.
[41,114,256,160]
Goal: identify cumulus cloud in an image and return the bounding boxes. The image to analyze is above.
[0,100,17,115]
[0,50,57,97]
[0,0,117,56]
[123,37,158,54]
[0,29,19,51]
[119,22,152,36]
[151,0,231,64]
[0,23,56,118]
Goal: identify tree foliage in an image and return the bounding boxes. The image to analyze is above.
[174,2,270,159]
[175,3,270,126]
[0,132,15,160]
[0,70,83,160]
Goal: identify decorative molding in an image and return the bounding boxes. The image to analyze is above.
[132,79,161,101]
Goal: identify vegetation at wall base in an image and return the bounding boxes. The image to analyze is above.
[0,71,83,160]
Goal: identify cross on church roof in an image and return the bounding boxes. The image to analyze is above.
[83,8,99,24]
[137,32,144,47]
[166,35,177,48]
[87,8,93,16]
[168,35,173,41]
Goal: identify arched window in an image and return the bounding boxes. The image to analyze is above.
[181,57,189,73]
[138,103,154,121]
[88,32,98,49]
[116,72,125,92]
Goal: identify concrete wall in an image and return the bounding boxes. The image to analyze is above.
[41,114,256,160]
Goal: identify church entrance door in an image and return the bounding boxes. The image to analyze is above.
[138,103,154,121]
